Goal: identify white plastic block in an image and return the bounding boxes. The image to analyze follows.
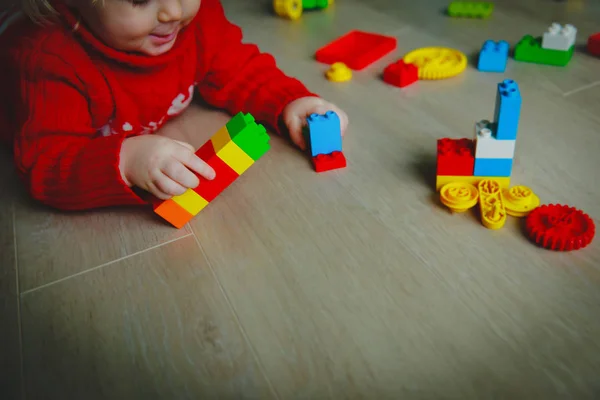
[542,23,577,51]
[474,120,516,159]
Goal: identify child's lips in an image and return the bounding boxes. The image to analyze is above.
[149,29,178,45]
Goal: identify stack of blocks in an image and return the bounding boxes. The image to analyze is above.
[514,23,577,66]
[153,112,270,228]
[305,111,347,172]
[436,79,521,190]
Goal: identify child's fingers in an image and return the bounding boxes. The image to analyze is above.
[153,173,188,197]
[285,115,307,150]
[162,160,200,189]
[178,152,216,180]
[173,139,196,152]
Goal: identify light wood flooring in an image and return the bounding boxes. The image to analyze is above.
[1,0,600,398]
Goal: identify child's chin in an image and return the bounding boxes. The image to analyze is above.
[142,42,176,56]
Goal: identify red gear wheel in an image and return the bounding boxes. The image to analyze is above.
[525,204,595,251]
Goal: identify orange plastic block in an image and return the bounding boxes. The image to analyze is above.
[154,199,194,229]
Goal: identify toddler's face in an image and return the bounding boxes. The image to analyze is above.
[71,0,201,56]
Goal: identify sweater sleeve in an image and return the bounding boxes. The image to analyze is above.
[195,0,319,134]
[13,54,146,211]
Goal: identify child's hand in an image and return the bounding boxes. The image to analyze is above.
[282,96,349,151]
[119,135,216,200]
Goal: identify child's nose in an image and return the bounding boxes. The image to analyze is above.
[158,0,183,22]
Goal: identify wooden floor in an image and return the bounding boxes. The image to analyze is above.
[2,0,600,398]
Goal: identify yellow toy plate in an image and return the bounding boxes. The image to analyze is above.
[403,47,467,80]
[440,182,479,213]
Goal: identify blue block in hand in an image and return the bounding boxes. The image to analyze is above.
[478,40,509,72]
[305,111,342,157]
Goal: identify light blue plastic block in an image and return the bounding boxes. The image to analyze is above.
[473,157,513,176]
[305,111,342,157]
[493,79,521,140]
[477,40,509,72]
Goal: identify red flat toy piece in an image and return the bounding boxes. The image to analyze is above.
[315,30,397,71]
[436,138,475,176]
[525,204,595,251]
[588,33,600,56]
[383,59,418,88]
[312,151,347,172]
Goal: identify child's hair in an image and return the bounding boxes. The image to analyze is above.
[22,0,58,25]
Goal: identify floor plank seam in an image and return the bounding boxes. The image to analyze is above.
[188,228,281,400]
[12,201,26,400]
[563,81,600,97]
[19,233,195,296]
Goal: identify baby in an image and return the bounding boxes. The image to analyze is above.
[0,0,348,210]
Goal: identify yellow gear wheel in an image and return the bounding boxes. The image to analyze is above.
[273,0,303,20]
[440,182,479,213]
[502,185,540,217]
[403,47,467,80]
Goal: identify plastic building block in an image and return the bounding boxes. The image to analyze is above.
[541,23,577,51]
[525,204,595,251]
[172,188,209,215]
[439,182,479,213]
[588,33,600,56]
[436,175,510,191]
[315,30,397,70]
[474,120,516,159]
[152,112,270,228]
[447,1,493,18]
[493,79,521,141]
[477,40,509,72]
[312,151,346,172]
[305,111,343,157]
[210,125,255,175]
[436,138,475,176]
[193,140,240,202]
[403,47,467,80]
[383,59,418,88]
[478,179,507,229]
[225,112,270,161]
[273,0,331,20]
[502,185,540,217]
[514,35,574,66]
[153,199,194,229]
[325,62,352,82]
[473,158,513,176]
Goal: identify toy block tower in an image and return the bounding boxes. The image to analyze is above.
[304,111,346,172]
[153,112,270,228]
[436,79,520,190]
[473,79,520,177]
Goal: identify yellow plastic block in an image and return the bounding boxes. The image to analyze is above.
[477,179,507,230]
[210,125,255,174]
[439,182,479,213]
[172,188,209,215]
[436,175,510,191]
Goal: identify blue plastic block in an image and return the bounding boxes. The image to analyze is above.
[473,158,513,176]
[477,40,509,72]
[493,79,521,140]
[305,111,342,157]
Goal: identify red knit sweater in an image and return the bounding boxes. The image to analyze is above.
[0,0,316,210]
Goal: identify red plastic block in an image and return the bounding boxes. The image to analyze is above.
[436,138,475,176]
[193,140,239,202]
[525,204,595,251]
[588,33,600,56]
[312,151,347,172]
[383,60,418,88]
[315,30,397,71]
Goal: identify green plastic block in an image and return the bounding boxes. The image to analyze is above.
[226,112,270,161]
[303,0,330,9]
[447,1,494,18]
[514,35,574,66]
